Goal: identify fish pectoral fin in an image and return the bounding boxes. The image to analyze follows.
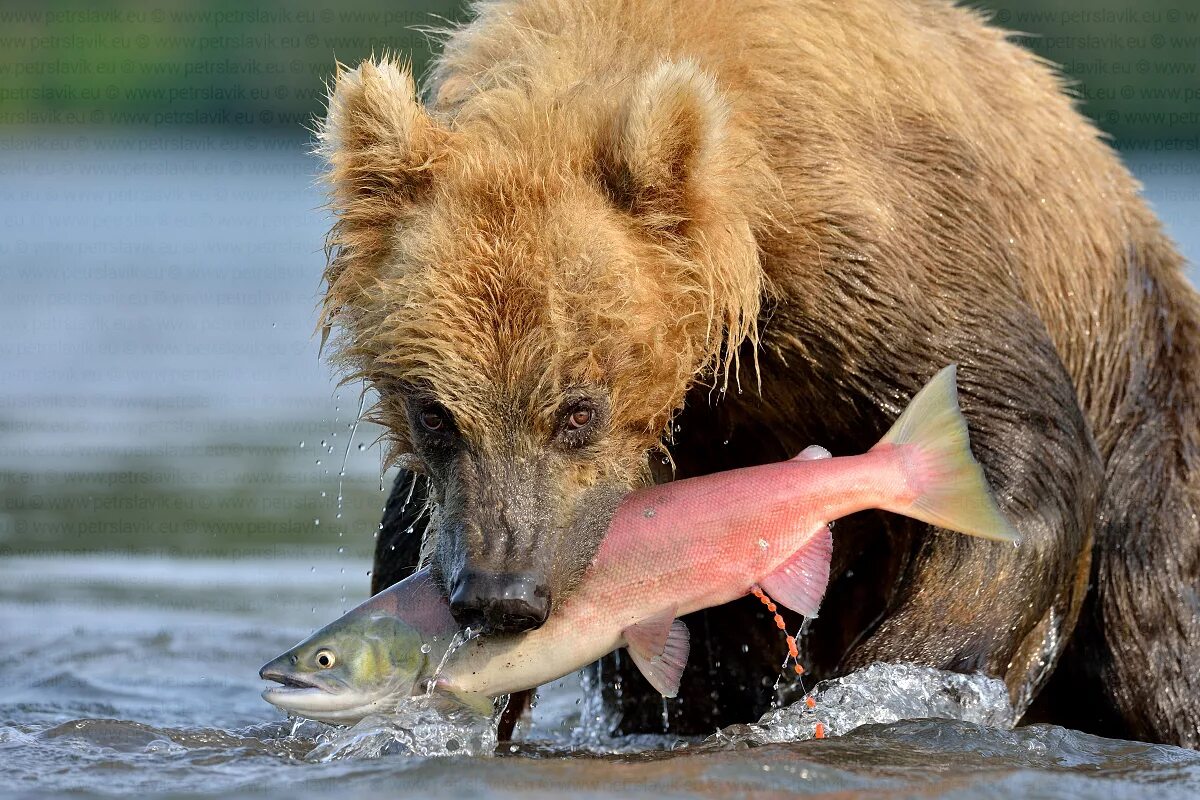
[623,609,690,699]
[431,682,497,718]
[758,524,833,618]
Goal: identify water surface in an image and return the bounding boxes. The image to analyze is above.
[4,554,1200,799]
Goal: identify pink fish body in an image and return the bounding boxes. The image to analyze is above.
[435,365,1018,701]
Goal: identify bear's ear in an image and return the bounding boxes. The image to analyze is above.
[319,57,447,215]
[318,58,448,348]
[600,59,729,236]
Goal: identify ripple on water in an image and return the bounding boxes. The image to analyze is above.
[3,556,1200,798]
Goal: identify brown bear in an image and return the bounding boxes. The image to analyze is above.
[318,0,1200,747]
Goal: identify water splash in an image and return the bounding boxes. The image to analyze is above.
[427,625,481,688]
[710,662,1014,745]
[304,697,498,760]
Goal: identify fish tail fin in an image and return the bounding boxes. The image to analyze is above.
[875,365,1020,543]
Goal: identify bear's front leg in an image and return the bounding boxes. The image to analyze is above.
[836,325,1103,717]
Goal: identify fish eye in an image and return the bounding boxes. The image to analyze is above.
[314,649,337,669]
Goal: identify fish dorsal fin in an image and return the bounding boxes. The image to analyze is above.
[623,609,690,698]
[758,524,833,618]
[793,444,832,461]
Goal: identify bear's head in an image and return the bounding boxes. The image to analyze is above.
[319,57,766,632]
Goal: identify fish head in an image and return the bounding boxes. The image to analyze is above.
[260,569,456,724]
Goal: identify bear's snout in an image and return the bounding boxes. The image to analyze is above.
[448,570,551,633]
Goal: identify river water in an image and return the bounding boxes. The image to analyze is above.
[1,133,1199,797]
[4,553,1200,798]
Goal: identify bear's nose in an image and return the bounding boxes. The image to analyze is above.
[448,571,550,633]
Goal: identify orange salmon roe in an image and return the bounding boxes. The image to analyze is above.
[750,584,807,683]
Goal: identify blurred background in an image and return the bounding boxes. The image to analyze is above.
[0,0,1196,577]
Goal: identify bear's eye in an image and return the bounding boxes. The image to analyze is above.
[420,410,446,432]
[557,400,603,448]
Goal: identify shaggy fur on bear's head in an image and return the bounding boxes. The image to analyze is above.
[318,55,772,599]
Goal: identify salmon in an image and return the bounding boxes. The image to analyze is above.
[260,365,1017,723]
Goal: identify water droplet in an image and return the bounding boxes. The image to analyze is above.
[299,441,305,448]
[758,538,768,549]
[313,518,320,526]
[320,440,327,448]
[337,546,345,554]
[315,459,322,466]
[420,643,432,654]
[321,491,326,498]
[643,507,656,518]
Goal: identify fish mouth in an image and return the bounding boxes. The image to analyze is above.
[259,668,322,692]
[259,670,390,725]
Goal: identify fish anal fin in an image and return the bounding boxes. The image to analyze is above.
[759,525,833,618]
[623,609,690,698]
